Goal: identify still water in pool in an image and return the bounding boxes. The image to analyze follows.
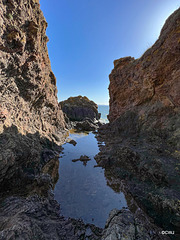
[54,131,127,228]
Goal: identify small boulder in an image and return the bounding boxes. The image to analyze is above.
[67,139,77,146]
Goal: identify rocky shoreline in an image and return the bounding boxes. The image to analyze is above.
[0,189,103,240]
[0,0,102,238]
[95,124,178,239]
[0,126,173,240]
[0,0,179,239]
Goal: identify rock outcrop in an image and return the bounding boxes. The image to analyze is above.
[60,95,101,121]
[102,209,169,240]
[0,0,66,139]
[0,192,102,240]
[0,0,66,187]
[96,7,180,237]
[109,8,180,133]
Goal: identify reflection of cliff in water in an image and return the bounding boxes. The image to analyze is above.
[42,158,60,190]
[104,169,139,214]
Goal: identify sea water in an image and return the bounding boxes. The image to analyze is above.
[98,105,109,123]
[54,131,127,228]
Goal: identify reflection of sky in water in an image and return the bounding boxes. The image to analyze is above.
[54,132,127,228]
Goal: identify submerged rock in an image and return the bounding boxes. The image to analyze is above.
[67,139,77,146]
[72,155,91,166]
[72,155,91,162]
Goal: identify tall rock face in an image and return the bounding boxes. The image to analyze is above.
[0,0,66,187]
[0,0,65,138]
[108,8,180,142]
[96,8,180,234]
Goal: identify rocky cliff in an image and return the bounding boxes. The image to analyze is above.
[0,0,66,187]
[109,8,180,137]
[0,0,65,139]
[60,95,101,121]
[97,7,180,237]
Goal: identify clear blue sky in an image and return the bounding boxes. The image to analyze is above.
[40,0,179,105]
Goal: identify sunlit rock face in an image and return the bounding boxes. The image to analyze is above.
[0,0,65,139]
[0,0,66,186]
[108,8,180,140]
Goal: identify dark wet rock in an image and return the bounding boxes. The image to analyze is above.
[0,193,103,240]
[96,122,180,235]
[75,118,99,131]
[67,139,77,146]
[0,125,63,192]
[0,151,102,240]
[102,209,170,240]
[59,96,101,122]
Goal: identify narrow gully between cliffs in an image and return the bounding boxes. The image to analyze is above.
[54,130,127,228]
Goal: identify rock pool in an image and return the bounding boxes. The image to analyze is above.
[54,130,127,228]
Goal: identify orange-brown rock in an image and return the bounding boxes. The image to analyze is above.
[0,0,66,186]
[0,0,65,141]
[109,8,180,131]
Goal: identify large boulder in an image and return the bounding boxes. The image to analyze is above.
[59,96,101,121]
